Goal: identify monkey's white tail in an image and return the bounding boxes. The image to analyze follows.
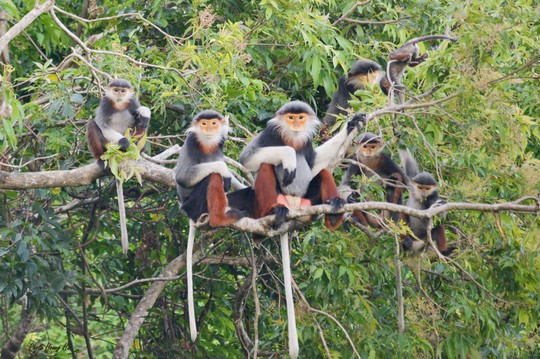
[116,180,129,254]
[187,220,198,342]
[280,232,299,359]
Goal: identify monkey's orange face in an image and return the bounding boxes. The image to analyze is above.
[106,86,133,108]
[413,184,437,202]
[360,141,383,158]
[197,118,224,137]
[284,113,308,132]
[351,70,380,87]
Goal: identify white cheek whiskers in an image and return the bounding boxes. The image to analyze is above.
[188,125,229,148]
[270,116,320,148]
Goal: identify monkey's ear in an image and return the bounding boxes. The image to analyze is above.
[221,115,230,126]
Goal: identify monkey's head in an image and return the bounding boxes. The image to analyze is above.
[190,110,228,151]
[411,172,438,203]
[105,79,134,109]
[355,132,385,159]
[270,101,319,149]
[346,60,384,92]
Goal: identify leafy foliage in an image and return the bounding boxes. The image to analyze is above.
[0,0,538,358]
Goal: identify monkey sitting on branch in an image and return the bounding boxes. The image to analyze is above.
[175,110,247,343]
[85,78,151,254]
[86,79,151,164]
[398,148,454,256]
[339,132,406,228]
[238,101,364,359]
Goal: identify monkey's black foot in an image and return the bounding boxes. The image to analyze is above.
[97,159,112,175]
[346,192,361,204]
[272,206,289,229]
[347,113,367,134]
[440,246,457,257]
[118,137,130,151]
[327,196,346,211]
[408,52,428,67]
[282,168,296,187]
[341,220,351,232]
[401,237,414,251]
[125,186,141,198]
[223,176,232,192]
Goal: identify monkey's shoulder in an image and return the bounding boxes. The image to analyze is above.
[254,124,287,147]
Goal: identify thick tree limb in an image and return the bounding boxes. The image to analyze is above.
[0,0,55,55]
[0,296,34,359]
[113,249,202,359]
[223,200,538,237]
[0,158,175,190]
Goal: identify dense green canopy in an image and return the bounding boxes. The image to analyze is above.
[0,0,538,358]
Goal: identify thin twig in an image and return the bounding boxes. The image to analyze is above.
[332,0,371,26]
[291,280,362,359]
[342,16,412,25]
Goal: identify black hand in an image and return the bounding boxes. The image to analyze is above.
[282,168,296,187]
[328,196,346,211]
[347,113,367,134]
[401,237,414,251]
[223,176,232,192]
[137,116,150,129]
[272,206,289,229]
[118,137,130,151]
[347,192,361,204]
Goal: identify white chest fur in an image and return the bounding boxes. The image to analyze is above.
[109,110,134,134]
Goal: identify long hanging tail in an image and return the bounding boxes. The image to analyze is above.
[187,219,197,342]
[116,179,129,254]
[280,232,299,359]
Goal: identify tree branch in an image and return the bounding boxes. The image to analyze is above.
[113,249,202,359]
[0,0,55,54]
[332,0,371,26]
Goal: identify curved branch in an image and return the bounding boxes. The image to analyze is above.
[404,35,459,45]
[342,16,412,25]
[332,0,371,26]
[0,0,54,54]
[113,249,201,359]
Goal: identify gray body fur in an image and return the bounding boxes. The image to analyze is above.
[175,133,231,200]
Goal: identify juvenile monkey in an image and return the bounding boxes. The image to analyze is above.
[340,132,406,227]
[386,43,429,104]
[86,79,151,161]
[398,149,452,256]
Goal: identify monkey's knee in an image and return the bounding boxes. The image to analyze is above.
[209,209,243,227]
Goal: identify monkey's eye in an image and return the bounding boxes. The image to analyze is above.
[299,115,304,120]
[288,116,294,120]
[200,122,207,126]
[121,89,126,93]
[211,121,217,126]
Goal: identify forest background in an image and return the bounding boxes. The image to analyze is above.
[0,0,538,358]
